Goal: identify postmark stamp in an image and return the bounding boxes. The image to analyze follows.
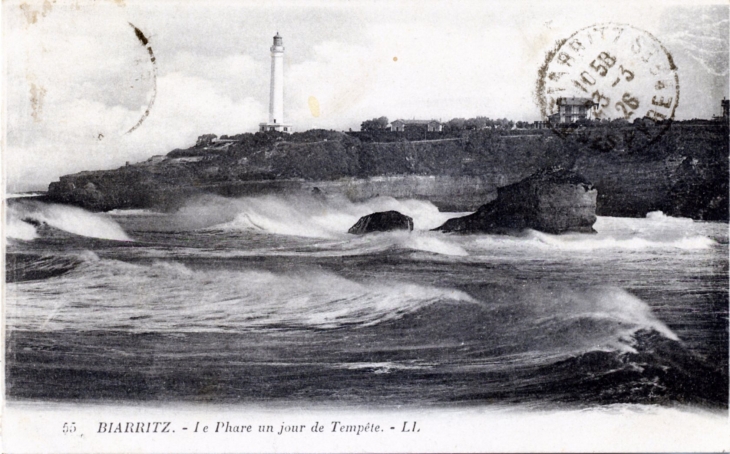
[537,23,679,144]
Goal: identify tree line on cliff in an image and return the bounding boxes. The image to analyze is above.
[360,115,725,132]
[360,116,516,132]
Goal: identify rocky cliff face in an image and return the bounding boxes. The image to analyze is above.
[44,124,728,220]
[435,169,597,234]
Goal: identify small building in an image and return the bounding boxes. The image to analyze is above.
[533,121,547,129]
[556,97,597,123]
[722,98,729,122]
[259,121,292,133]
[391,119,443,132]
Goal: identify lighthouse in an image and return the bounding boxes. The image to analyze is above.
[259,33,292,133]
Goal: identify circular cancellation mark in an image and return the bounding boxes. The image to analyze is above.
[536,23,679,145]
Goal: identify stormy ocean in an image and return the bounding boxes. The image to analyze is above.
[5,193,728,408]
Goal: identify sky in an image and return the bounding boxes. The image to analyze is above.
[4,0,729,191]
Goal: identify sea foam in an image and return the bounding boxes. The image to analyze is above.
[179,193,456,238]
[6,201,131,241]
[6,257,477,332]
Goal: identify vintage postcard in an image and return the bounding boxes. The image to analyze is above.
[3,0,729,452]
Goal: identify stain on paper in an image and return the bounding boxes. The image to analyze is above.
[30,83,47,122]
[308,96,321,117]
[126,23,158,134]
[19,0,53,26]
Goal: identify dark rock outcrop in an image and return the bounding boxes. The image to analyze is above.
[348,211,414,234]
[43,123,728,220]
[435,168,597,234]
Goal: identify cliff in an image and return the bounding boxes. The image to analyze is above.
[45,123,729,220]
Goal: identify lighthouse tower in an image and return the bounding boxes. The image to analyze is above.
[259,33,292,133]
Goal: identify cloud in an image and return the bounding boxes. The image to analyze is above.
[6,69,265,191]
[5,0,265,191]
[285,41,381,130]
[4,0,728,191]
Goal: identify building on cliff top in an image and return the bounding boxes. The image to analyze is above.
[556,97,599,123]
[391,119,443,132]
[259,33,292,133]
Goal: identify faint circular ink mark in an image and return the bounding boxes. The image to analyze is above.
[126,22,157,134]
[536,23,679,149]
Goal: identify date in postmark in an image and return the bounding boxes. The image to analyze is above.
[537,23,679,145]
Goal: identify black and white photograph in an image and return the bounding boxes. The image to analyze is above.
[3,1,729,452]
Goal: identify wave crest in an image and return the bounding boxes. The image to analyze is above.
[7,201,131,241]
[172,193,455,238]
[528,230,716,251]
[6,258,476,331]
[7,256,679,358]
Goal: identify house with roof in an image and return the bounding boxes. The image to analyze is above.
[391,119,443,132]
[556,97,598,123]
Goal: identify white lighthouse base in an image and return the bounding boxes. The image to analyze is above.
[259,122,293,133]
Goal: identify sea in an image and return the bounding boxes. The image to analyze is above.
[5,192,728,409]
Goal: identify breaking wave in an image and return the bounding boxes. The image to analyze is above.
[6,201,131,242]
[6,256,476,332]
[7,252,724,406]
[170,193,456,238]
[7,255,677,355]
[526,230,716,251]
[6,214,39,241]
[467,213,716,252]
